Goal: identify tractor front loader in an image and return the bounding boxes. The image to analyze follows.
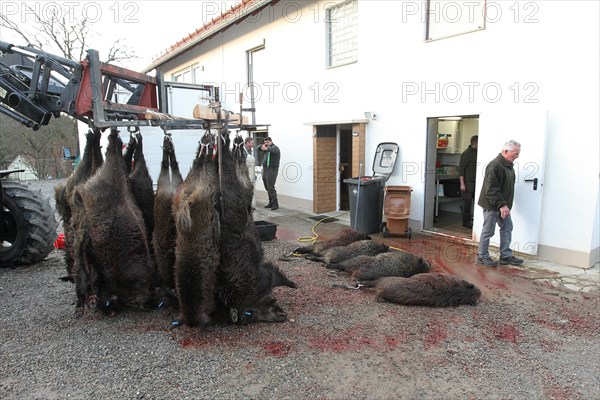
[0,40,264,267]
[0,40,213,267]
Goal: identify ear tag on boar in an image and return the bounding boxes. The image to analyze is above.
[171,320,183,328]
[244,311,253,316]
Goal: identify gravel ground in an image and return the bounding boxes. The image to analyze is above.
[1,180,599,399]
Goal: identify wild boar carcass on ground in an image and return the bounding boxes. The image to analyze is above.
[306,240,389,264]
[326,250,430,279]
[293,228,371,256]
[351,251,430,281]
[370,273,481,307]
[325,249,430,280]
[70,128,157,315]
[54,128,103,280]
[153,135,183,305]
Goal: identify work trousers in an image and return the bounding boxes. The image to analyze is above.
[478,209,514,259]
[262,167,278,204]
[461,183,475,224]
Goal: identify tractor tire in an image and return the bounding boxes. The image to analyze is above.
[1,181,58,267]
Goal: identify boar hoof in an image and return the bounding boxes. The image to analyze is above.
[229,308,239,323]
[74,307,84,318]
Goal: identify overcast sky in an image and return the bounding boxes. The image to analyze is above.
[0,1,239,71]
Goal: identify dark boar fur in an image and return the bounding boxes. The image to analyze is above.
[122,133,135,174]
[55,128,103,280]
[325,250,429,281]
[293,228,371,255]
[172,133,220,327]
[370,273,481,307]
[351,251,430,281]
[126,132,155,246]
[71,128,157,314]
[216,133,296,324]
[328,249,428,272]
[152,136,183,304]
[306,240,389,264]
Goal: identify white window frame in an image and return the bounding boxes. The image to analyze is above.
[326,0,358,68]
[172,63,201,83]
[426,0,486,41]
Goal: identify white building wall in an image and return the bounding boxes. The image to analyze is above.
[154,0,598,266]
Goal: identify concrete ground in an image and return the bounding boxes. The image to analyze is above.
[252,201,600,295]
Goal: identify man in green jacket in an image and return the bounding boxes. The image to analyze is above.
[259,136,281,210]
[477,140,524,267]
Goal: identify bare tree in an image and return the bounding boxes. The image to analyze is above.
[0,3,136,180]
[0,114,78,180]
[0,3,136,64]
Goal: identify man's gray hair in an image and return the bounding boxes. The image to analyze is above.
[244,137,254,145]
[503,140,521,152]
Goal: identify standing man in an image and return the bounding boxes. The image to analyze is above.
[259,136,280,210]
[477,140,524,267]
[244,137,256,208]
[459,135,478,228]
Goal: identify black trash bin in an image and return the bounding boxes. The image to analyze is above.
[344,142,399,234]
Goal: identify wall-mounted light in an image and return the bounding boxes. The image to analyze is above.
[364,111,376,120]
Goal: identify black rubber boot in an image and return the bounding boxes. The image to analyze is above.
[264,201,273,208]
[270,201,279,211]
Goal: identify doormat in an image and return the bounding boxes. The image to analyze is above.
[309,215,339,223]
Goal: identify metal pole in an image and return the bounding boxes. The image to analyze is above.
[215,88,225,218]
[354,161,363,231]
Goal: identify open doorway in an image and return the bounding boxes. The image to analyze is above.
[423,115,479,238]
[312,123,360,213]
[339,127,353,211]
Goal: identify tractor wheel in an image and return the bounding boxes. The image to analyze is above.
[1,181,58,267]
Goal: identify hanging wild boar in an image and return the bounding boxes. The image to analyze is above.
[54,127,103,280]
[172,131,296,327]
[153,135,184,305]
[172,133,220,327]
[216,133,296,324]
[125,131,155,248]
[71,128,157,315]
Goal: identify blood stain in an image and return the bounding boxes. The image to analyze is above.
[263,341,291,358]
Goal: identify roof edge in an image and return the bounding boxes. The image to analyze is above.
[143,0,275,73]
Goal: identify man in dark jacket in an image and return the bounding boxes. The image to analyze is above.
[477,140,524,267]
[459,135,478,228]
[259,136,281,210]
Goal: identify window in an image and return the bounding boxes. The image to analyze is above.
[326,0,358,68]
[172,63,201,83]
[247,43,266,125]
[426,0,486,41]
